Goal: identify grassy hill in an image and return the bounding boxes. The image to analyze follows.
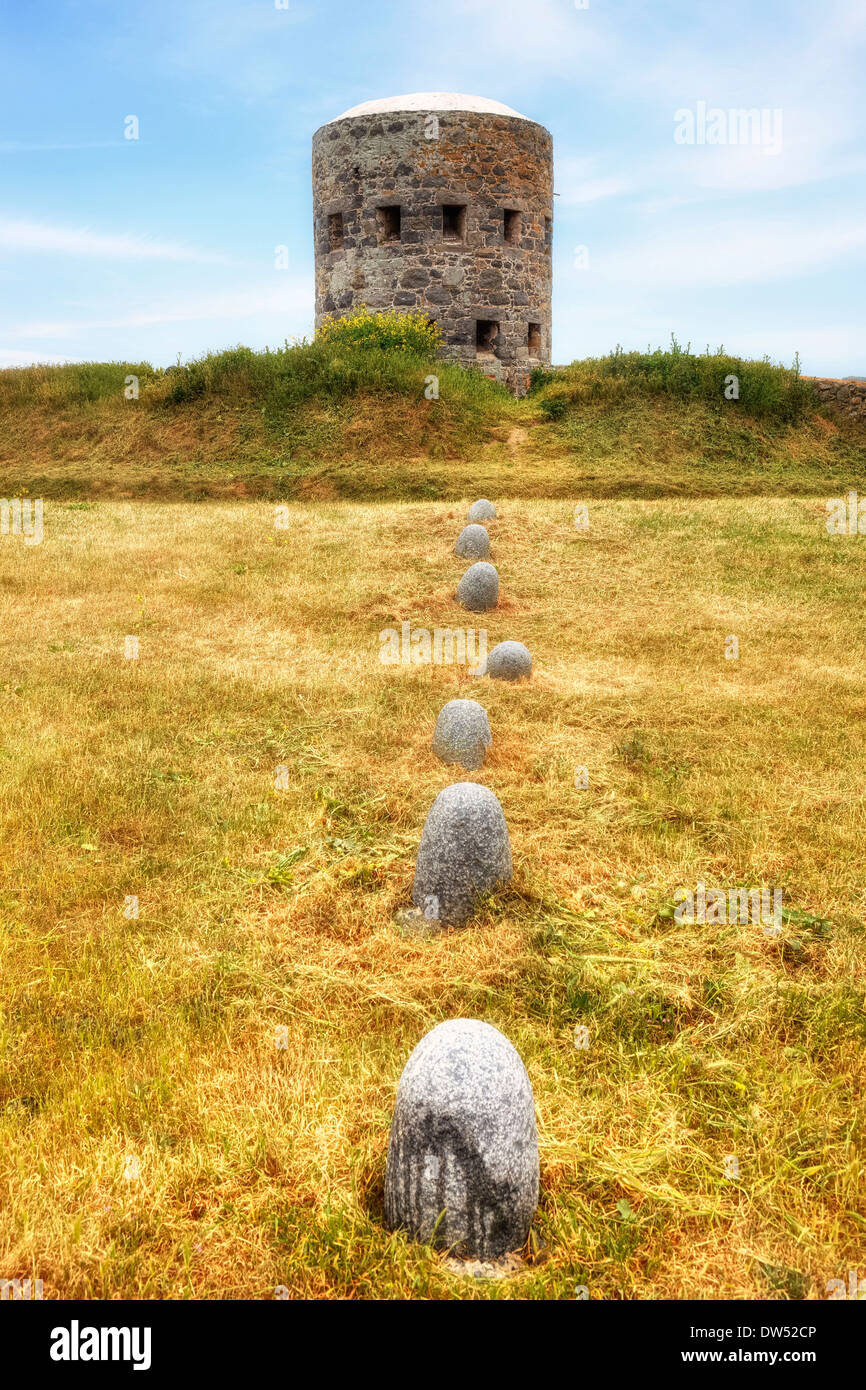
[2,341,864,502]
[1,495,864,1298]
[1,335,864,1299]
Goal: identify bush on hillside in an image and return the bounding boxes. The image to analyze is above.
[315,306,442,355]
[0,332,823,429]
[0,331,510,434]
[534,337,817,424]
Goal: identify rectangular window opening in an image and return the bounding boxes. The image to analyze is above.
[528,323,542,356]
[442,204,467,242]
[376,205,401,243]
[503,208,521,245]
[476,319,500,358]
[327,212,344,252]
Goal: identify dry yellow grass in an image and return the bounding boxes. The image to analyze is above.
[0,496,863,1299]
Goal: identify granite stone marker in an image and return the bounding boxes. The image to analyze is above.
[432,699,492,771]
[412,782,512,926]
[486,640,532,681]
[468,499,497,523]
[384,1018,539,1259]
[454,524,491,560]
[456,560,499,612]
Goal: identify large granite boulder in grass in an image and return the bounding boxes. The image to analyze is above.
[433,699,492,771]
[468,499,497,523]
[383,1019,539,1259]
[454,524,490,560]
[412,783,512,926]
[456,561,499,613]
[487,640,532,682]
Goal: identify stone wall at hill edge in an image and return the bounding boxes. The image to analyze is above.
[807,378,866,420]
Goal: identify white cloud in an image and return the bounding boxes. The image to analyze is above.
[0,349,81,366]
[555,156,631,205]
[590,216,866,290]
[0,218,232,264]
[0,141,123,153]
[152,0,311,100]
[9,277,314,339]
[437,0,607,68]
[673,111,866,195]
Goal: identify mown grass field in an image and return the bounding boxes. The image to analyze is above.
[1,493,864,1299]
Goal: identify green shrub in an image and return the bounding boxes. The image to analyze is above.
[529,366,559,394]
[315,306,442,355]
[147,336,508,419]
[539,393,568,420]
[534,337,818,424]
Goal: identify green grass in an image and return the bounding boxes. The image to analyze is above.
[533,337,817,423]
[0,341,507,412]
[1,342,861,503]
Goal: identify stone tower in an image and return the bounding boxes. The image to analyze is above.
[312,93,553,395]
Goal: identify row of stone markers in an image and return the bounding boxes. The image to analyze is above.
[383,499,541,1267]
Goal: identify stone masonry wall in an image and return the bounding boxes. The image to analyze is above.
[312,108,553,395]
[807,378,866,421]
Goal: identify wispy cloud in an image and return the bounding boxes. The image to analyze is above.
[435,0,608,69]
[0,348,81,366]
[591,216,866,290]
[8,278,314,339]
[0,218,232,264]
[153,0,312,100]
[555,157,631,205]
[0,141,125,153]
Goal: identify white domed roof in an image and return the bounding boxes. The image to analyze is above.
[331,92,529,122]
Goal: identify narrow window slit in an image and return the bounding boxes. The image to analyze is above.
[504,209,521,245]
[377,206,401,243]
[442,204,466,242]
[327,213,344,251]
[476,320,499,358]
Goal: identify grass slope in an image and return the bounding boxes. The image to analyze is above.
[1,345,864,501]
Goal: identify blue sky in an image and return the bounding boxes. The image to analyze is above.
[1,0,864,373]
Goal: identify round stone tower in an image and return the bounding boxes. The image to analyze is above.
[312,93,553,395]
